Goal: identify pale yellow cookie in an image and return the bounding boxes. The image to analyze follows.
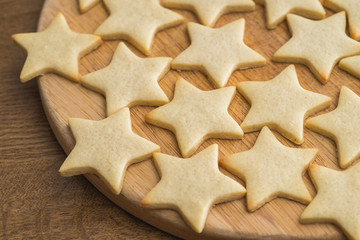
[145,78,243,157]
[221,127,316,211]
[141,144,246,233]
[12,12,102,83]
[59,108,160,195]
[273,12,360,83]
[301,164,360,240]
[78,0,100,13]
[324,0,360,40]
[163,0,255,27]
[172,19,266,88]
[306,87,360,169]
[81,42,170,116]
[255,0,325,29]
[339,55,360,80]
[95,0,183,55]
[237,65,331,145]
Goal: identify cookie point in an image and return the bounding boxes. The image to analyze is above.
[19,75,30,83]
[55,12,64,18]
[208,143,218,152]
[11,34,19,41]
[308,163,320,172]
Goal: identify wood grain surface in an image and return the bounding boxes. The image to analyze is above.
[33,0,360,239]
[0,0,176,239]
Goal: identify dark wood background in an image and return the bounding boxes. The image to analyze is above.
[0,1,176,238]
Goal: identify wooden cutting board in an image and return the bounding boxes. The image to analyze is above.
[37,0,359,239]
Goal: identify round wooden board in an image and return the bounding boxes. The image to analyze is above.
[37,0,360,239]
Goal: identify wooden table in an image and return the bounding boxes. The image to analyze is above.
[0,1,175,238]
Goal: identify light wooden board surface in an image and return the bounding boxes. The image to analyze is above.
[37,0,360,239]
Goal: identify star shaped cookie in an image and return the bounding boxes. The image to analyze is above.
[255,0,325,29]
[145,78,243,157]
[221,127,316,211]
[339,55,360,80]
[59,108,160,195]
[81,42,170,116]
[163,0,255,27]
[78,0,101,13]
[141,144,246,233]
[95,0,183,55]
[273,12,360,83]
[324,0,360,40]
[237,65,331,145]
[171,19,266,88]
[301,164,360,240]
[12,12,102,83]
[306,87,360,169]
